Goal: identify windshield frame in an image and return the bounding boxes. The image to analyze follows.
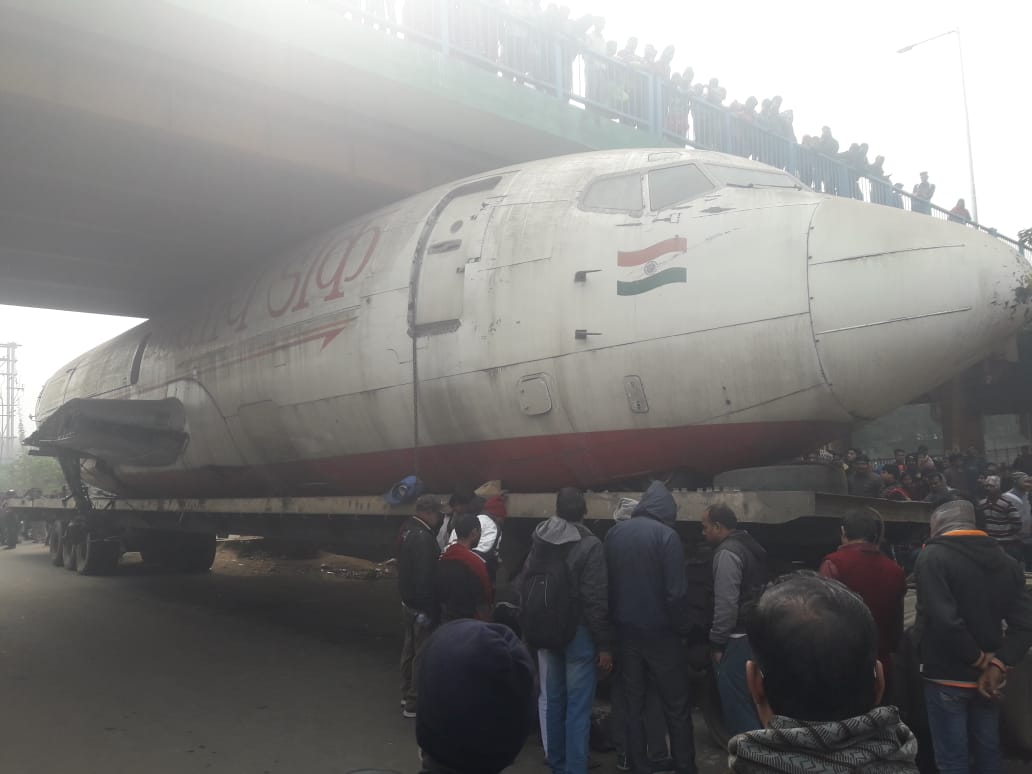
[643,163,719,212]
[703,163,807,190]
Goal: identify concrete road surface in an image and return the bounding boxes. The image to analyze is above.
[0,546,728,774]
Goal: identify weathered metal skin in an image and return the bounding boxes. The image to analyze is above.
[31,149,1032,496]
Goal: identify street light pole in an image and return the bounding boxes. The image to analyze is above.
[897,28,979,223]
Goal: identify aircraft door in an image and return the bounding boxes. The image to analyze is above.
[409,176,511,380]
[408,175,511,465]
[410,176,504,338]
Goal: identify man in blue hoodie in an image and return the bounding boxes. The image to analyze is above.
[605,481,698,774]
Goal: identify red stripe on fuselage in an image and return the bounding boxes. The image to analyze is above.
[617,237,688,267]
[112,420,845,498]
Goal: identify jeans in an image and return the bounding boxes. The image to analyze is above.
[400,605,433,711]
[619,634,697,774]
[542,625,597,774]
[715,637,761,736]
[923,682,1002,774]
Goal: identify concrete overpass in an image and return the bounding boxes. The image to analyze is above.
[0,0,659,316]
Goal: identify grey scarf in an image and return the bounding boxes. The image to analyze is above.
[728,706,919,773]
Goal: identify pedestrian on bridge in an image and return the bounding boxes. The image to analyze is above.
[949,198,971,223]
[912,172,935,214]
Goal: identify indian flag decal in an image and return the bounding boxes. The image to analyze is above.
[617,236,689,296]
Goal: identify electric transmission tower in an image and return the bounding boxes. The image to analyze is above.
[0,343,23,464]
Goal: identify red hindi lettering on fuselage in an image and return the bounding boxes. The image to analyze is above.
[268,224,381,318]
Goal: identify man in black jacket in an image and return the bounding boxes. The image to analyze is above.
[915,498,1032,774]
[702,503,767,736]
[398,495,444,718]
[606,481,698,774]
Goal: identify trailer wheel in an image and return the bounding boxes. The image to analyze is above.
[61,527,79,572]
[75,536,121,576]
[48,525,64,567]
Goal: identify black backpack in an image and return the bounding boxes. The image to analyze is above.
[520,541,578,651]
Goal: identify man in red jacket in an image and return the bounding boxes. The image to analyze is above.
[819,509,906,700]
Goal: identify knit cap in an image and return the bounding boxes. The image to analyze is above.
[416,620,535,773]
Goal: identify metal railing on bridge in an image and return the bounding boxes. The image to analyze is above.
[318,0,1026,255]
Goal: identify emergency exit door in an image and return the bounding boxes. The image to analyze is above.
[410,176,503,335]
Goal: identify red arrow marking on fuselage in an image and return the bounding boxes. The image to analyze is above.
[616,236,688,267]
[177,320,354,375]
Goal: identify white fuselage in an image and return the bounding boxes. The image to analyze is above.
[34,149,1031,496]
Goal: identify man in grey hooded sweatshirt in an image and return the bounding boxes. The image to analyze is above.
[526,487,613,774]
[606,481,698,774]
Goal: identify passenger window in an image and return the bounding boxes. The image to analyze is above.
[648,165,714,210]
[581,174,644,213]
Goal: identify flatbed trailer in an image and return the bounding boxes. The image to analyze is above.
[7,487,933,576]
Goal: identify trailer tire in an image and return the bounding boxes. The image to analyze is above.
[48,526,64,567]
[61,527,79,572]
[75,536,121,576]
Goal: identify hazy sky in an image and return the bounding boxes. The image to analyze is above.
[1,0,1028,431]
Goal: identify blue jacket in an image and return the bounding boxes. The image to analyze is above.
[604,482,691,638]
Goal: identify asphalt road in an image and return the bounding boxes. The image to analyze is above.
[0,545,727,774]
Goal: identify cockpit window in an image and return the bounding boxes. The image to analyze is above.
[581,174,644,213]
[704,164,803,189]
[647,165,715,210]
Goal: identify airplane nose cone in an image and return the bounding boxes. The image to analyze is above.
[807,198,1031,419]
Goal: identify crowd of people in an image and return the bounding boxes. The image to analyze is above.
[341,0,964,220]
[396,479,1032,774]
[805,444,1032,572]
